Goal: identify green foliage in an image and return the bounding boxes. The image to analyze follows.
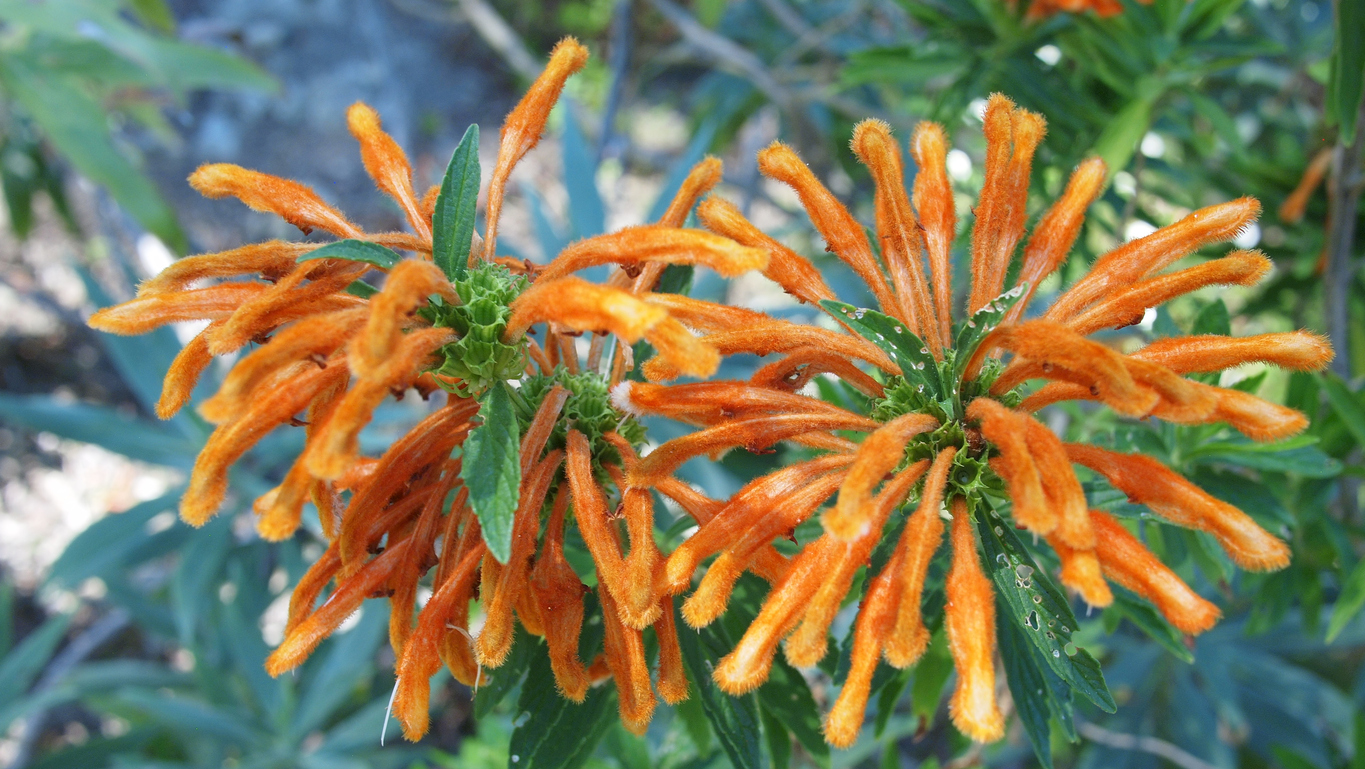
[425,261,530,397]
[433,124,482,281]
[463,382,524,564]
[0,0,275,251]
[297,239,405,270]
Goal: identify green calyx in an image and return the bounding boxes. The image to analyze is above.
[422,261,529,397]
[869,359,1021,502]
[518,368,646,480]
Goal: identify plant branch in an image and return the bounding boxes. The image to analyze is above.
[1325,104,1365,379]
[1077,721,1220,769]
[453,0,541,81]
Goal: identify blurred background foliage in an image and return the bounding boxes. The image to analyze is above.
[0,0,1361,767]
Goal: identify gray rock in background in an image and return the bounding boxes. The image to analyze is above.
[150,0,516,252]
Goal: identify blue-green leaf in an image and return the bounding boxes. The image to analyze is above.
[1104,587,1194,662]
[432,124,481,280]
[1323,374,1365,451]
[1328,557,1365,643]
[45,490,181,589]
[508,649,616,769]
[953,283,1027,382]
[0,613,72,711]
[757,656,830,765]
[560,102,605,240]
[677,615,763,769]
[977,505,1116,712]
[998,608,1070,769]
[1333,0,1365,143]
[298,239,403,270]
[461,382,522,563]
[821,300,942,398]
[0,394,196,468]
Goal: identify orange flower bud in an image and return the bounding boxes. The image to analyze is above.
[1091,511,1221,634]
[1047,197,1261,321]
[1021,414,1092,549]
[394,543,484,739]
[1047,536,1112,607]
[629,412,878,488]
[786,460,928,666]
[758,141,901,317]
[1067,444,1290,570]
[968,398,1056,534]
[267,538,409,677]
[88,283,267,336]
[1133,332,1333,375]
[136,241,314,297]
[347,102,429,241]
[658,156,723,228]
[506,276,667,342]
[826,413,941,541]
[201,307,367,424]
[985,320,1154,417]
[944,498,1005,743]
[600,586,656,734]
[156,324,216,419]
[537,225,768,282]
[1279,147,1332,223]
[884,447,957,667]
[478,450,564,667]
[208,263,367,355]
[1008,158,1107,324]
[531,489,593,701]
[189,163,363,238]
[697,195,836,307]
[825,548,903,749]
[749,347,885,397]
[910,121,956,347]
[350,259,454,378]
[968,95,1017,314]
[1067,250,1272,337]
[653,596,690,704]
[851,119,942,355]
[485,37,590,259]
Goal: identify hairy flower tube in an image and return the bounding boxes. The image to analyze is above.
[616,94,1332,748]
[89,37,769,739]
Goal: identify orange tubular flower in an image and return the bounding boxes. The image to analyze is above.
[88,37,777,742]
[617,91,1323,748]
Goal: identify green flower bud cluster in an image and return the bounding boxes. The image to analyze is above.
[423,261,529,397]
[518,368,647,479]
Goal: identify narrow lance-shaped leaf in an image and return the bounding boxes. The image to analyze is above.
[509,649,617,769]
[976,505,1117,713]
[676,613,764,769]
[460,381,522,563]
[821,299,943,399]
[433,124,481,280]
[953,283,1027,383]
[297,239,404,270]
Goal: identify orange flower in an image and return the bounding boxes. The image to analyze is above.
[89,37,769,741]
[619,92,1326,748]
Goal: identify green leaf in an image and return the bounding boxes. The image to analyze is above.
[432,124,481,280]
[1188,439,1342,478]
[0,613,71,712]
[560,102,605,239]
[1327,556,1365,643]
[976,506,1116,712]
[756,656,830,765]
[0,55,185,251]
[677,616,763,769]
[952,283,1028,383]
[1190,299,1231,336]
[874,668,910,738]
[475,627,537,718]
[1090,83,1161,176]
[461,382,523,564]
[292,605,388,738]
[115,689,260,744]
[760,708,792,769]
[508,649,617,769]
[821,300,943,399]
[1104,587,1194,662]
[298,239,404,270]
[170,516,234,645]
[1333,0,1365,143]
[0,394,197,468]
[126,0,176,33]
[1323,374,1365,451]
[909,631,952,727]
[46,491,181,589]
[345,280,379,299]
[998,610,1060,769]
